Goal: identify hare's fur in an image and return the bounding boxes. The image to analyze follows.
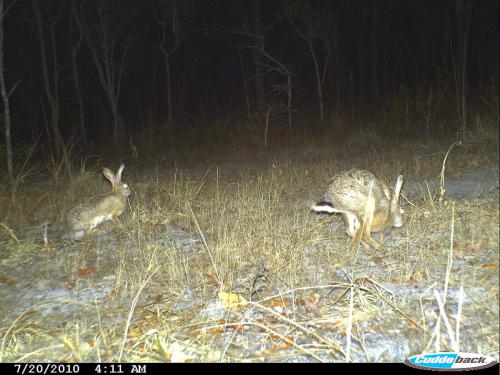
[311,169,404,250]
[66,164,131,238]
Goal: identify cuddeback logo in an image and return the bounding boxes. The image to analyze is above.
[405,352,498,371]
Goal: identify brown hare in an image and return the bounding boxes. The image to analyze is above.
[66,164,131,238]
[311,169,404,251]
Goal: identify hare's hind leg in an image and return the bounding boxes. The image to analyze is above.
[362,227,383,251]
[345,209,380,251]
[349,222,375,252]
[111,214,125,230]
[360,197,383,251]
[344,213,364,250]
[350,223,363,250]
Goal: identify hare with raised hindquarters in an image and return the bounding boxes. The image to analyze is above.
[66,164,131,238]
[311,169,404,251]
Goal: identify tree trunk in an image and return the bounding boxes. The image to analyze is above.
[84,1,129,147]
[309,40,324,123]
[71,3,86,143]
[0,0,13,181]
[287,73,292,131]
[333,13,346,116]
[88,39,122,145]
[455,0,473,134]
[106,87,124,145]
[32,0,62,158]
[239,48,252,119]
[358,7,367,102]
[371,1,379,100]
[165,53,172,124]
[253,0,264,113]
[154,1,184,127]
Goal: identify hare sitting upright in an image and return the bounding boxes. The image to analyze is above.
[66,164,131,238]
[311,169,404,251]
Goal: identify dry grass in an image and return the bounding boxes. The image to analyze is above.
[0,124,498,362]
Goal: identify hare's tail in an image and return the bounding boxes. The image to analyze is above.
[311,201,338,214]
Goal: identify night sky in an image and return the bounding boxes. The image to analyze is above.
[2,0,498,146]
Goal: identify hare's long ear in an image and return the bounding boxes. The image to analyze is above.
[394,175,403,199]
[103,167,117,186]
[391,175,404,207]
[389,175,404,218]
[116,164,125,183]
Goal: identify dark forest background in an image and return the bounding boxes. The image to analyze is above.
[1,0,498,168]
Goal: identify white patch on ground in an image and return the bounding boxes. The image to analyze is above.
[404,167,499,200]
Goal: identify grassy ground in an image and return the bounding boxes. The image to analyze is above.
[0,121,498,362]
